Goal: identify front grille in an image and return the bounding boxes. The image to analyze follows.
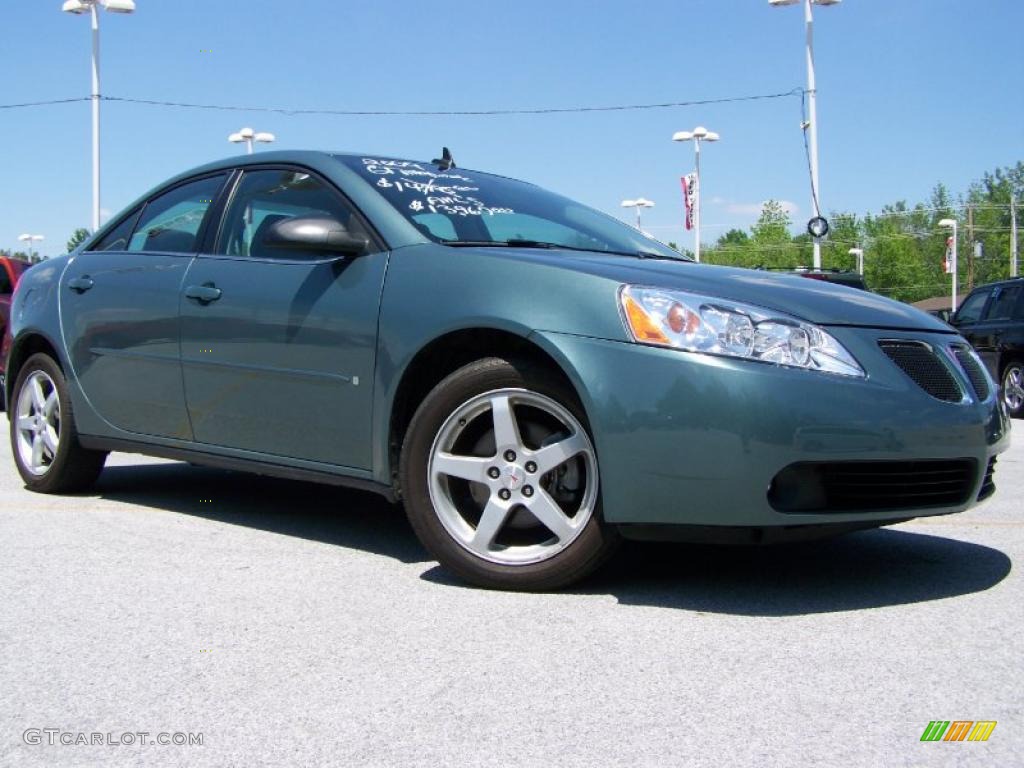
[878,340,962,402]
[769,459,977,513]
[978,457,997,501]
[951,345,990,401]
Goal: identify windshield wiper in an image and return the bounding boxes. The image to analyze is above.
[440,239,689,261]
[441,239,555,249]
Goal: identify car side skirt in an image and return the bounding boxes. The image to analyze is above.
[78,435,397,502]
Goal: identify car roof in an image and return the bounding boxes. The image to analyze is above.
[970,277,1024,292]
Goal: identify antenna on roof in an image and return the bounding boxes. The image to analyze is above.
[432,147,456,171]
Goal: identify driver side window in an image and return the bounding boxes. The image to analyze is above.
[955,290,989,324]
[216,169,364,260]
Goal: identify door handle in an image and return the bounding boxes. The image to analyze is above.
[184,283,222,304]
[67,276,94,293]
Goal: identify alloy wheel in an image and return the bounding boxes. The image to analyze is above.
[15,370,61,476]
[1003,364,1024,412]
[427,388,598,566]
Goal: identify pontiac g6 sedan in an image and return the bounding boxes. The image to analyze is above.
[6,151,1011,590]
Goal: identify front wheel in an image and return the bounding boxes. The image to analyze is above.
[1002,361,1024,418]
[400,358,617,590]
[10,353,107,493]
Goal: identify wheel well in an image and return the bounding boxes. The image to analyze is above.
[388,329,576,492]
[6,334,60,407]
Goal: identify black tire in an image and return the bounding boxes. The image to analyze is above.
[9,353,107,493]
[1001,360,1024,418]
[400,357,618,591]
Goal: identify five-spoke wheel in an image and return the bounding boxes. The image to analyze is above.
[14,370,61,476]
[428,389,598,566]
[401,357,616,590]
[9,353,107,492]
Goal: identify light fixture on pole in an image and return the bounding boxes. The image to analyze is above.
[938,219,958,314]
[672,126,719,263]
[848,247,863,275]
[621,198,655,232]
[18,234,45,262]
[228,127,276,155]
[769,0,840,271]
[62,0,137,233]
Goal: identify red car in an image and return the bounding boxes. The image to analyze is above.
[0,257,32,407]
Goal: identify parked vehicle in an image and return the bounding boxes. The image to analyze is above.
[4,151,1010,589]
[0,256,32,406]
[758,266,869,291]
[950,277,1024,417]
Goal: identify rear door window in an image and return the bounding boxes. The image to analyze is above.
[128,175,227,254]
[983,286,1022,322]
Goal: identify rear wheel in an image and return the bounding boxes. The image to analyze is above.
[10,353,107,493]
[400,357,617,590]
[1002,361,1024,418]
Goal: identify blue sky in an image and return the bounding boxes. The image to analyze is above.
[2,0,1022,256]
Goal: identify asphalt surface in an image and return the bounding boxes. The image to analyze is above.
[1,427,1021,768]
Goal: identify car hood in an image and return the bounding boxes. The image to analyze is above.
[487,249,953,332]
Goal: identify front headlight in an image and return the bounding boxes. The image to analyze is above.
[619,285,865,378]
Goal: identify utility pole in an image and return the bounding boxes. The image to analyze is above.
[1012,192,1019,278]
[966,204,975,290]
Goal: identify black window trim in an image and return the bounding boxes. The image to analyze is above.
[205,163,388,264]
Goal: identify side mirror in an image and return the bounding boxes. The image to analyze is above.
[263,216,369,257]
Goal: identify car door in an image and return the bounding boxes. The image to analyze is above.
[970,285,1022,377]
[59,173,228,439]
[179,167,388,469]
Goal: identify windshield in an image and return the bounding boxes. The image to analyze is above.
[336,155,688,260]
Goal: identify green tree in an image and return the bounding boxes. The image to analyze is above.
[67,228,91,252]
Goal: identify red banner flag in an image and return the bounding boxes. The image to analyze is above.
[681,174,697,231]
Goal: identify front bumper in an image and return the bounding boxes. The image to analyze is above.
[536,327,1010,528]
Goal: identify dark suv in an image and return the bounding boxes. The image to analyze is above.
[951,277,1024,417]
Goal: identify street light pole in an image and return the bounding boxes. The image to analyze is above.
[939,219,958,314]
[229,127,276,154]
[770,0,840,270]
[89,2,100,233]
[621,198,655,232]
[63,0,136,233]
[18,234,45,262]
[1011,192,1018,278]
[848,247,863,275]
[672,126,719,263]
[804,0,822,270]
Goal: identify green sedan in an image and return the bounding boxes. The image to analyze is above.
[4,151,1011,589]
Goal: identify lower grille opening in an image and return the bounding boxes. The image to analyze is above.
[769,459,977,513]
[978,456,997,501]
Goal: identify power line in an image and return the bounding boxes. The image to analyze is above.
[0,97,90,110]
[0,88,805,116]
[99,89,805,117]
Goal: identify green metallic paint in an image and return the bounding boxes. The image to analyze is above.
[533,330,1008,526]
[7,151,1010,534]
[179,249,389,468]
